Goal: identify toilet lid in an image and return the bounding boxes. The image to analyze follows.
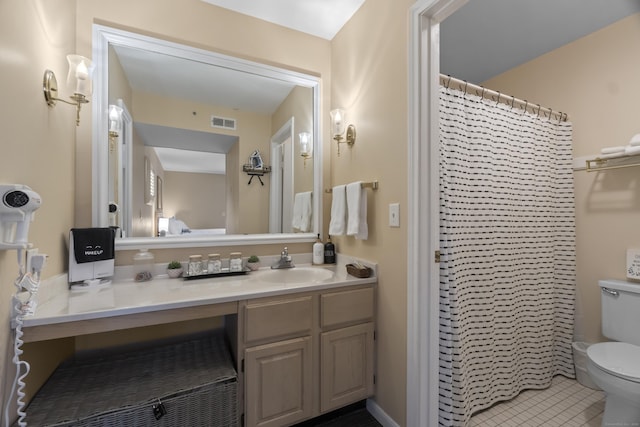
[587,342,640,381]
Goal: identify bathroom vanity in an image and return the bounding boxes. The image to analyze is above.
[20,263,376,426]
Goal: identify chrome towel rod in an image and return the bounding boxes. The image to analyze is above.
[325,180,378,193]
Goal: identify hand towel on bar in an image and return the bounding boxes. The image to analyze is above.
[346,181,368,240]
[328,185,347,236]
[292,191,313,232]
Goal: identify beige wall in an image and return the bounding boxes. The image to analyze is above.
[484,13,640,344]
[163,171,226,229]
[330,0,413,424]
[0,0,77,414]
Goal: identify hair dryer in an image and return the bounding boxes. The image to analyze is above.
[0,185,42,246]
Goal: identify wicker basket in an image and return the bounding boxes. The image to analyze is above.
[346,263,372,278]
[18,332,237,427]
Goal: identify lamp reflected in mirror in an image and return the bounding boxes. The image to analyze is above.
[299,131,312,168]
[108,105,123,153]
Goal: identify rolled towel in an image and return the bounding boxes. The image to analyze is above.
[630,133,640,146]
[328,185,347,236]
[600,146,626,155]
[346,181,368,240]
[625,145,640,155]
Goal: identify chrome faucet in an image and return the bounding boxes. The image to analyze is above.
[271,247,295,269]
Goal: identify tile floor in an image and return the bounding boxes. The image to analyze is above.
[469,375,605,427]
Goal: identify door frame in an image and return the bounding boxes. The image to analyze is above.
[407,1,467,425]
[269,117,295,233]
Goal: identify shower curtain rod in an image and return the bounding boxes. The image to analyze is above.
[440,74,568,122]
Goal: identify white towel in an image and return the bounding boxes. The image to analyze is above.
[625,145,640,155]
[346,181,368,240]
[292,191,312,232]
[630,134,640,146]
[328,185,347,236]
[600,146,626,155]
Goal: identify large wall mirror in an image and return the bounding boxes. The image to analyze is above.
[92,25,322,250]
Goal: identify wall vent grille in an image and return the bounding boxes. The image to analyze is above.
[211,115,237,130]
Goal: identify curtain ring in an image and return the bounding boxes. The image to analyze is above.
[548,108,553,120]
[495,92,501,105]
[510,96,515,109]
[481,87,486,99]
[463,81,468,95]
[446,75,451,89]
[536,104,541,117]
[523,100,529,114]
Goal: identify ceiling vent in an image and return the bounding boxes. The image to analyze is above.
[211,115,237,130]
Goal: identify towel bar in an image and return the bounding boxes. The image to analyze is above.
[325,180,378,193]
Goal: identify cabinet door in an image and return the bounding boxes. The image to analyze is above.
[320,322,375,413]
[245,336,313,427]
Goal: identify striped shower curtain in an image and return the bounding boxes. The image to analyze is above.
[438,86,576,426]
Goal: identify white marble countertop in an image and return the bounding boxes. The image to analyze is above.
[24,258,376,328]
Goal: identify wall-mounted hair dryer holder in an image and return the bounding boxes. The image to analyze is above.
[0,184,41,250]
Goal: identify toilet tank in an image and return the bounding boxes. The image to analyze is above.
[599,279,640,345]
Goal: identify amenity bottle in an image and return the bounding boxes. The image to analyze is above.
[324,236,336,264]
[313,234,324,265]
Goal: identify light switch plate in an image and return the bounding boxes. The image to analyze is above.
[389,203,400,227]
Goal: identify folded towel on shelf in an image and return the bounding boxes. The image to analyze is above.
[630,133,640,146]
[600,146,626,155]
[625,145,640,155]
[292,191,313,232]
[329,185,347,236]
[346,181,368,240]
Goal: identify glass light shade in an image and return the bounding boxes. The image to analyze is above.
[66,54,94,97]
[330,109,346,136]
[108,105,123,134]
[299,132,312,157]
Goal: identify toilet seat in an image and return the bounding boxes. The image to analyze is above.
[587,342,640,383]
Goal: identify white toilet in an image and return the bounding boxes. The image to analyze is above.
[587,279,640,425]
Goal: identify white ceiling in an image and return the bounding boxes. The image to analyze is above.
[113,45,296,115]
[202,0,640,84]
[133,123,237,174]
[200,0,367,40]
[441,0,640,84]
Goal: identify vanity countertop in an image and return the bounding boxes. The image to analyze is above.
[23,263,376,329]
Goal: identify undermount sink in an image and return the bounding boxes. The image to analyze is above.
[255,267,334,284]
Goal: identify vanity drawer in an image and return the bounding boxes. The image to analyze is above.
[321,287,374,329]
[244,296,313,343]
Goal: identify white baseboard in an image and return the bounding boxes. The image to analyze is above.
[367,398,400,427]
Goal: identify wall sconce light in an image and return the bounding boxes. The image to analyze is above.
[330,109,356,156]
[299,131,313,167]
[108,105,123,153]
[43,54,94,126]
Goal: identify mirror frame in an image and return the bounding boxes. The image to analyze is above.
[92,24,322,250]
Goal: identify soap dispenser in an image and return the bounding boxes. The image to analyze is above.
[313,234,324,265]
[324,236,336,264]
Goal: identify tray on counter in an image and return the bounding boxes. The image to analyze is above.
[183,268,249,280]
